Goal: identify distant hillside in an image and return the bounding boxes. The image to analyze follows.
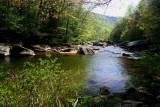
[91,12,120,27]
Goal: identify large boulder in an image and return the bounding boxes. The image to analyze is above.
[0,43,10,57]
[126,40,148,51]
[31,44,51,52]
[77,47,95,55]
[11,46,35,56]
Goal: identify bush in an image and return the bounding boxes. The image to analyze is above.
[0,55,85,106]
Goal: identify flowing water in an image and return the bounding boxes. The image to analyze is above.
[0,46,135,94]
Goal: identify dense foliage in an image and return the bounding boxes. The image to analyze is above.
[0,0,114,45]
[110,0,160,44]
[0,56,83,106]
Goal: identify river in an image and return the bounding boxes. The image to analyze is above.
[0,46,135,94]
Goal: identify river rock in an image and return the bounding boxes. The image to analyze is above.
[0,44,10,57]
[93,41,107,47]
[126,40,148,51]
[106,40,115,46]
[92,47,100,51]
[121,100,144,107]
[59,50,78,55]
[78,47,95,55]
[61,48,72,52]
[123,87,141,100]
[11,46,35,56]
[118,41,129,48]
[100,86,110,95]
[31,44,51,52]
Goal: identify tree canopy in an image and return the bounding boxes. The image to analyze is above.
[109,0,160,44]
[0,0,114,45]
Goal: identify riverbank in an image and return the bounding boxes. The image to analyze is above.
[0,40,117,57]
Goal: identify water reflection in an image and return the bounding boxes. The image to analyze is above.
[86,51,130,94]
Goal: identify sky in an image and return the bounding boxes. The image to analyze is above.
[87,0,141,17]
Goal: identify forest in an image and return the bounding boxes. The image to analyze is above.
[110,0,160,45]
[0,0,114,45]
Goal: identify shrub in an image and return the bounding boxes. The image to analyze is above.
[0,55,84,106]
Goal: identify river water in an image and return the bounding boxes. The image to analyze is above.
[0,46,134,94]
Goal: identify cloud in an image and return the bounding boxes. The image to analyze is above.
[90,0,140,17]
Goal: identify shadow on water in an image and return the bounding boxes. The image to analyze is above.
[0,46,136,95]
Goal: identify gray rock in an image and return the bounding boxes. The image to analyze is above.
[31,44,51,52]
[0,44,10,56]
[11,46,35,56]
[61,48,72,52]
[78,47,95,55]
[121,100,144,107]
[92,47,100,51]
[126,40,148,50]
[93,41,107,47]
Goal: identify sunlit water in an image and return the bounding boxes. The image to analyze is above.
[0,46,133,94]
